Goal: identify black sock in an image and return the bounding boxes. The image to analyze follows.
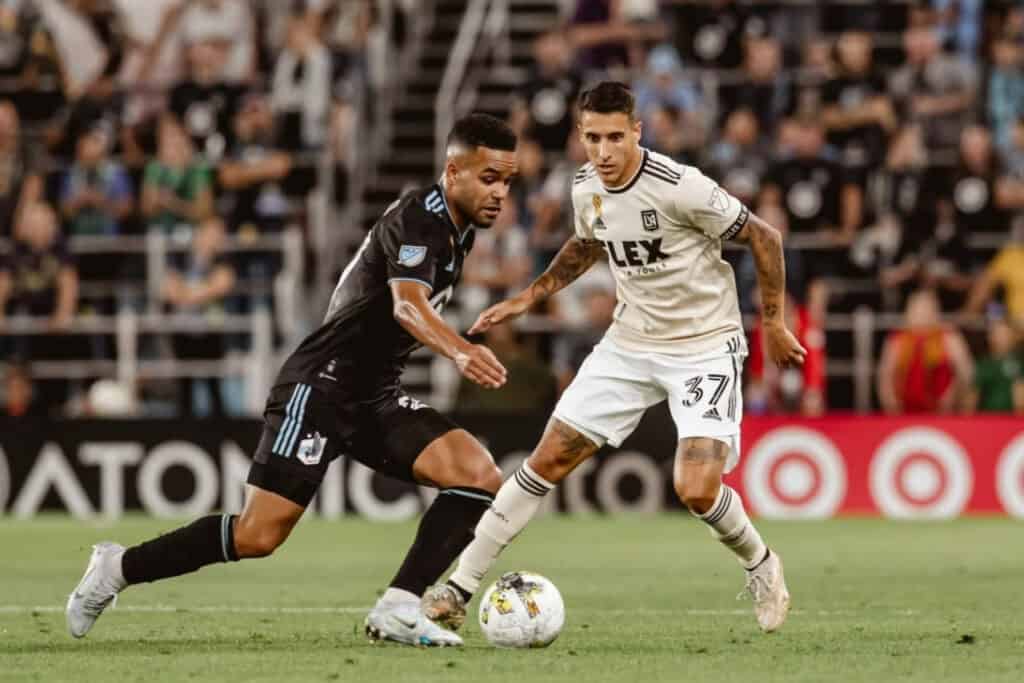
[389,487,494,597]
[121,514,239,585]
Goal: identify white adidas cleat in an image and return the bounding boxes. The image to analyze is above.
[421,583,467,631]
[742,550,791,633]
[364,599,463,647]
[66,542,127,638]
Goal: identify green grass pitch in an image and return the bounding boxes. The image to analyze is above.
[1,515,1022,682]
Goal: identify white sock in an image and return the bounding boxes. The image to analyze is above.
[698,485,768,570]
[380,587,419,604]
[448,461,555,595]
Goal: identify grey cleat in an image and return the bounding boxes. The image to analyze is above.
[66,542,127,638]
[364,599,463,647]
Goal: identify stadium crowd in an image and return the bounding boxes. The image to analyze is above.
[0,0,1023,419]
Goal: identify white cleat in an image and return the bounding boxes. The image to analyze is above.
[741,550,791,633]
[364,599,463,647]
[66,542,127,638]
[421,583,467,631]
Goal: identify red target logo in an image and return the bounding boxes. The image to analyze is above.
[869,427,972,519]
[996,433,1024,518]
[743,428,846,518]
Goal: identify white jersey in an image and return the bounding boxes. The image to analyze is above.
[571,149,749,356]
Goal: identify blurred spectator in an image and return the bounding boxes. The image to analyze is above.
[13,3,66,124]
[966,317,1024,414]
[462,201,531,313]
[933,0,982,61]
[950,125,1015,235]
[761,117,863,243]
[877,289,973,414]
[567,0,664,71]
[170,41,243,160]
[2,361,44,417]
[527,136,577,277]
[877,127,958,309]
[718,37,790,135]
[987,37,1024,152]
[218,93,292,234]
[645,105,689,162]
[552,286,615,393]
[0,100,41,238]
[705,108,768,208]
[747,291,827,417]
[964,217,1024,323]
[178,0,256,84]
[163,215,236,417]
[59,124,133,237]
[271,12,330,151]
[0,202,77,329]
[634,44,703,154]
[455,324,556,414]
[889,26,977,153]
[1002,116,1024,178]
[141,115,213,235]
[822,31,895,179]
[510,30,581,153]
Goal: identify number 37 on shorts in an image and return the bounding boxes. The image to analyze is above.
[552,336,746,471]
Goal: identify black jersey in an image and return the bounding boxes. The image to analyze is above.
[275,184,475,400]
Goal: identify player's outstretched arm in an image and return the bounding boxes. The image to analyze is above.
[469,237,604,334]
[733,213,807,368]
[390,280,507,389]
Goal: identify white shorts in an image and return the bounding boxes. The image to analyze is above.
[553,335,746,471]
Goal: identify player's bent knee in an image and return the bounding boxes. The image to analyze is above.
[673,477,719,515]
[233,521,290,559]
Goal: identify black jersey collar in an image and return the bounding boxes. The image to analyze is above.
[604,148,648,194]
[431,182,475,245]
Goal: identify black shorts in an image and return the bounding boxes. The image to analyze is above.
[248,382,459,506]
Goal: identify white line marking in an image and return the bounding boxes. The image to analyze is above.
[0,606,920,617]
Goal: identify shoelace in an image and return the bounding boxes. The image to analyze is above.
[80,584,119,617]
[738,573,770,603]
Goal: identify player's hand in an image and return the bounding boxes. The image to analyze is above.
[469,295,531,335]
[763,320,806,368]
[454,344,508,389]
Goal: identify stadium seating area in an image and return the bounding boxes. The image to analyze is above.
[2,0,1023,419]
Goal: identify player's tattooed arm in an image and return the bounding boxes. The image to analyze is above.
[391,280,508,389]
[733,212,808,368]
[527,237,605,303]
[468,236,604,334]
[732,213,785,323]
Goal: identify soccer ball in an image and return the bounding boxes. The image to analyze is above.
[478,571,565,648]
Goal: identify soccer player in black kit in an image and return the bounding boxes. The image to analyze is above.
[66,114,519,647]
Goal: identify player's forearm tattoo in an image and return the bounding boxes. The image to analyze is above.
[680,438,729,464]
[528,237,604,302]
[739,215,786,323]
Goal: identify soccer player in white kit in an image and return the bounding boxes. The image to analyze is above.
[425,82,807,633]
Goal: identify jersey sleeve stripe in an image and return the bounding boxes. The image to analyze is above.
[643,168,680,185]
[388,277,434,294]
[646,158,682,179]
[720,205,750,241]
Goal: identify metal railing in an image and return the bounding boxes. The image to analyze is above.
[1,309,273,414]
[435,0,511,173]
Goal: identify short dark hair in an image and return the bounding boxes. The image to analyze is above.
[578,81,635,118]
[447,113,517,152]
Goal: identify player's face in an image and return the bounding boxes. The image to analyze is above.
[579,111,642,186]
[447,147,519,228]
